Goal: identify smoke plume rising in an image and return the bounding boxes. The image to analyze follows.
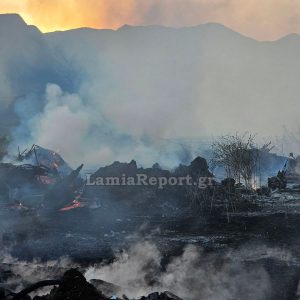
[1,14,300,167]
[2,239,294,299]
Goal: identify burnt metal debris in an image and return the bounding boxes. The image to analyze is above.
[0,145,84,212]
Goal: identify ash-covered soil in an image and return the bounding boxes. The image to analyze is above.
[1,151,300,299]
[2,189,300,300]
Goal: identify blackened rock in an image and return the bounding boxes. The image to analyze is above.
[163,291,183,300]
[141,291,183,300]
[45,269,105,300]
[0,288,5,299]
[175,156,212,178]
[189,157,211,176]
[93,160,138,177]
[0,287,15,300]
[90,279,121,298]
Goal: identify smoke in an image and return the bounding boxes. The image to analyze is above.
[2,240,291,299]
[9,83,200,168]
[14,84,108,167]
[83,240,293,300]
[2,14,300,167]
[85,240,162,297]
[1,225,297,300]
[0,250,77,294]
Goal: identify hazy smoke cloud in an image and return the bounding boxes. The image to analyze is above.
[1,14,300,167]
[10,83,199,167]
[3,240,291,299]
[82,240,290,300]
[0,250,77,294]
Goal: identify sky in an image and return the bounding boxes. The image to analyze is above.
[0,0,300,40]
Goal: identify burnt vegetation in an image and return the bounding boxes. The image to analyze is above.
[0,134,296,218]
[1,137,300,300]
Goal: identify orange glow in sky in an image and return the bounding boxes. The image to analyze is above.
[0,0,300,40]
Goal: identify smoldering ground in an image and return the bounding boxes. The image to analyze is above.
[1,239,295,300]
[84,241,274,300]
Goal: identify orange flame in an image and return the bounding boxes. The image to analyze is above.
[59,200,85,212]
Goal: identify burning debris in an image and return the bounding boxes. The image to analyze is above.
[2,141,300,217]
[44,164,85,211]
[15,145,72,177]
[0,145,84,213]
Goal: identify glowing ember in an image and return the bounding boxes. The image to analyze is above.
[11,202,29,211]
[38,176,56,185]
[59,200,86,212]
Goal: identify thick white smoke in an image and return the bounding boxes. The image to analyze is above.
[84,240,291,300]
[1,238,295,299]
[10,83,193,168]
[2,15,300,167]
[0,250,77,295]
[19,84,113,167]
